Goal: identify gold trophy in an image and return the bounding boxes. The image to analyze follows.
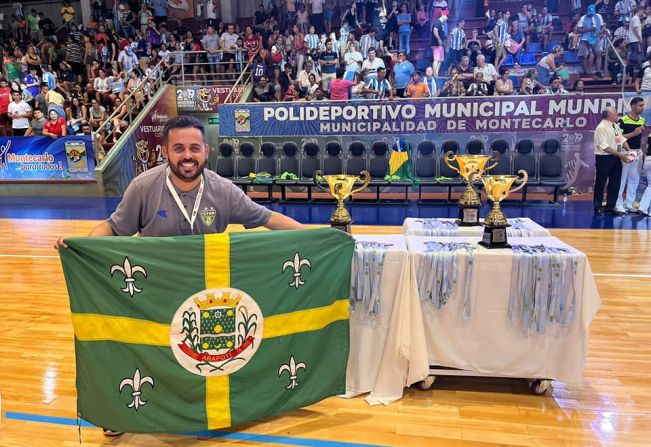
[478,170,528,249]
[313,170,371,233]
[444,151,499,226]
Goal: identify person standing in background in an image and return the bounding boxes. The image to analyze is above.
[593,107,633,216]
[637,135,651,216]
[616,96,645,213]
[397,3,412,56]
[392,51,414,97]
[431,8,448,76]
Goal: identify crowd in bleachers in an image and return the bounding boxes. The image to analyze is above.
[0,0,170,153]
[240,0,651,101]
[3,0,651,139]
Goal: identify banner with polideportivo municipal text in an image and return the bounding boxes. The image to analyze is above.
[59,228,353,433]
[218,94,648,137]
[217,93,651,193]
[0,136,94,181]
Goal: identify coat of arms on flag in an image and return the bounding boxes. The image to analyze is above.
[59,228,353,433]
[170,288,263,376]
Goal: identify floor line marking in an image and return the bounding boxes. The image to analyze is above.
[5,411,390,447]
[0,254,60,259]
[592,273,651,279]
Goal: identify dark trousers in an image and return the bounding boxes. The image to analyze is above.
[311,13,324,34]
[594,154,622,211]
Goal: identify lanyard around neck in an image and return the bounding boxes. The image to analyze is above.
[165,167,204,234]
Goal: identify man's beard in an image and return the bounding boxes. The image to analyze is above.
[169,158,206,183]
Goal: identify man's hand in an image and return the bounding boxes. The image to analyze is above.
[634,127,643,136]
[619,152,633,163]
[54,237,68,249]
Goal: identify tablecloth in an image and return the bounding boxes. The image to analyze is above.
[345,235,429,405]
[406,236,601,385]
[402,217,551,237]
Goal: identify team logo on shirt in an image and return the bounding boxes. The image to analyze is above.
[235,109,250,133]
[201,206,216,225]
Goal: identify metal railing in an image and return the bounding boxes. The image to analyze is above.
[94,50,256,164]
[604,35,627,100]
[168,50,251,87]
[93,57,169,163]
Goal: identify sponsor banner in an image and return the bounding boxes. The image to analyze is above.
[218,94,639,137]
[176,86,246,112]
[0,136,94,181]
[130,86,178,176]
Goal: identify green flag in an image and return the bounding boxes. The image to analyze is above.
[387,138,418,184]
[59,228,354,433]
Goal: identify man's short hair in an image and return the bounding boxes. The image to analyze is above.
[630,96,645,106]
[162,116,205,143]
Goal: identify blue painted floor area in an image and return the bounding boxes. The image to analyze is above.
[5,412,389,447]
[1,196,650,230]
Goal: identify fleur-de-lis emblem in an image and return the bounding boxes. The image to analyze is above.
[119,368,154,410]
[278,355,306,390]
[282,253,312,289]
[110,257,147,297]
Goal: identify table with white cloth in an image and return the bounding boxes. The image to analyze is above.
[345,235,429,405]
[402,217,551,237]
[406,236,601,386]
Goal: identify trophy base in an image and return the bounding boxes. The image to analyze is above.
[478,224,511,249]
[331,222,352,234]
[456,205,481,227]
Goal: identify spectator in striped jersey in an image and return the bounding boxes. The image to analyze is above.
[447,20,466,72]
[492,10,510,71]
[304,25,320,51]
[359,29,378,58]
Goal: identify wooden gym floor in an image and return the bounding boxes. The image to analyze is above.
[0,218,650,446]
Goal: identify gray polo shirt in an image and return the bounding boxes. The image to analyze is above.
[108,164,272,236]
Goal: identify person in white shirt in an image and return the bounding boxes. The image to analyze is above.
[361,47,385,80]
[635,53,651,92]
[422,67,437,97]
[614,19,630,41]
[473,54,497,94]
[593,107,633,215]
[220,24,239,76]
[296,60,321,91]
[344,42,363,76]
[118,47,138,73]
[7,90,32,135]
[206,0,218,26]
[629,6,644,75]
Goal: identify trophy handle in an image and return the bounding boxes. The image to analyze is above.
[509,170,529,195]
[350,170,371,195]
[313,170,329,192]
[485,151,500,172]
[443,151,460,174]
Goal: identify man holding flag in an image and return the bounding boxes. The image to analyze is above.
[55,116,315,436]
